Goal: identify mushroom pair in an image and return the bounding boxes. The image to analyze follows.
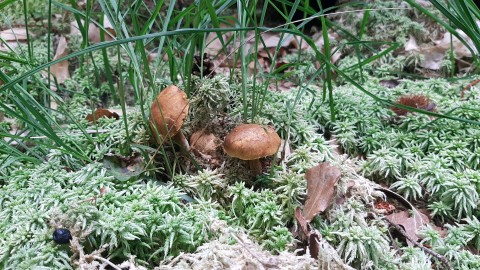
[224,124,281,175]
[150,85,190,151]
[150,86,281,175]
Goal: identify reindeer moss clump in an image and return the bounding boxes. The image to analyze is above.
[0,157,224,269]
[309,76,480,269]
[0,105,220,268]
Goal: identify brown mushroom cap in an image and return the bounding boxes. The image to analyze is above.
[224,124,281,160]
[150,85,189,139]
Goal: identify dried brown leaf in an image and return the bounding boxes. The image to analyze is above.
[404,30,474,71]
[50,36,70,84]
[294,207,309,236]
[86,108,120,123]
[87,23,101,43]
[205,31,308,71]
[70,19,114,43]
[309,231,320,259]
[0,27,30,51]
[267,80,296,92]
[69,21,82,36]
[419,46,445,70]
[386,210,428,245]
[190,129,221,159]
[434,31,473,59]
[0,28,28,41]
[303,162,341,222]
[103,14,116,40]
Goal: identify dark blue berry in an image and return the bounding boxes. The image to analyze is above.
[53,228,72,244]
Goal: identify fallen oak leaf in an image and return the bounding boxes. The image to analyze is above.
[303,162,341,222]
[86,108,120,123]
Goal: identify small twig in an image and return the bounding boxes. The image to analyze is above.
[165,253,202,266]
[385,218,452,270]
[460,79,480,99]
[376,187,415,210]
[386,228,400,252]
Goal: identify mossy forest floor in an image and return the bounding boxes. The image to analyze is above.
[1,0,480,269]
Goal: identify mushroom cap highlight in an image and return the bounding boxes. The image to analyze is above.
[150,85,189,139]
[224,124,281,160]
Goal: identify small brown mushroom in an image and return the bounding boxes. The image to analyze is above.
[223,124,281,175]
[150,85,190,151]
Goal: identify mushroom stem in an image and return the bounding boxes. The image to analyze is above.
[172,131,190,152]
[248,159,262,175]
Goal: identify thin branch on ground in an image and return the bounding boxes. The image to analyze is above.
[385,218,452,270]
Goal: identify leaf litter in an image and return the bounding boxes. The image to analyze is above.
[303,162,342,222]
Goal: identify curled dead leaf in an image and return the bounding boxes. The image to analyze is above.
[86,108,120,123]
